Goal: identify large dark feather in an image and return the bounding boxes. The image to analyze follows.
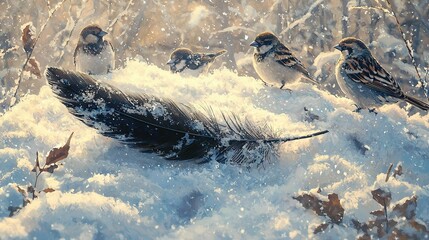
[46,67,328,166]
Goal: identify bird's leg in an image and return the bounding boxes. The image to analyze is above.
[352,104,363,113]
[261,80,269,87]
[279,81,292,93]
[368,108,378,115]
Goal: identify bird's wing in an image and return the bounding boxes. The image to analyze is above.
[273,44,310,77]
[186,54,206,70]
[343,55,404,97]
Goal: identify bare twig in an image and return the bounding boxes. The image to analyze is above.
[385,163,393,182]
[11,0,68,108]
[107,0,133,32]
[56,0,88,64]
[280,0,324,35]
[385,0,427,97]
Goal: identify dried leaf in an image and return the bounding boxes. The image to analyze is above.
[16,185,26,197]
[322,193,344,223]
[408,219,429,233]
[367,219,398,238]
[352,219,369,234]
[293,193,323,216]
[385,163,393,182]
[23,198,30,207]
[371,188,391,207]
[314,223,330,234]
[42,188,55,193]
[370,209,385,218]
[391,196,417,220]
[42,164,59,173]
[8,206,22,217]
[45,132,74,165]
[32,152,40,172]
[21,23,36,57]
[393,164,403,178]
[24,57,42,78]
[27,185,35,194]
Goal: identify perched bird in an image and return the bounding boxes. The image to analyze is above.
[166,48,226,77]
[46,67,328,166]
[334,37,429,111]
[74,25,115,75]
[250,32,317,90]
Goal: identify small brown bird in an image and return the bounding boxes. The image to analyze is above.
[166,48,226,77]
[334,37,429,111]
[74,25,115,75]
[250,32,317,89]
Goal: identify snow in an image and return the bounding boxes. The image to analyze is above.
[0,60,429,239]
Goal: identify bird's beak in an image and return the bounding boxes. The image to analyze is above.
[98,31,108,37]
[334,44,342,51]
[166,59,174,65]
[250,41,260,48]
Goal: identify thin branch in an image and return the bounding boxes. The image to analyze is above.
[280,0,324,35]
[107,0,133,32]
[11,0,68,108]
[385,0,427,97]
[349,6,392,15]
[56,0,88,64]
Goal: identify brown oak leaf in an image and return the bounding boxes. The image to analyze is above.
[293,193,323,216]
[371,188,391,207]
[322,193,344,224]
[21,23,36,57]
[45,132,73,165]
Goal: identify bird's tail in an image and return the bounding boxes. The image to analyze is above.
[213,49,227,57]
[302,75,320,86]
[45,67,328,166]
[404,95,429,111]
[203,50,227,62]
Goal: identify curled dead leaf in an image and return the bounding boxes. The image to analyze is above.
[293,193,323,216]
[393,164,403,178]
[24,57,42,78]
[391,195,417,220]
[42,164,59,173]
[322,193,344,223]
[371,188,391,207]
[8,206,22,217]
[42,188,55,193]
[45,132,74,165]
[27,186,35,194]
[314,223,330,234]
[408,219,429,233]
[294,192,345,224]
[21,23,36,57]
[369,209,385,218]
[16,185,26,197]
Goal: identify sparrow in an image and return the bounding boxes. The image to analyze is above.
[166,48,227,77]
[334,37,429,111]
[74,25,115,75]
[250,32,317,90]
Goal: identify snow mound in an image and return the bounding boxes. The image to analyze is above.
[0,60,428,239]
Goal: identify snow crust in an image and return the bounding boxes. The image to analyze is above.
[0,60,428,239]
